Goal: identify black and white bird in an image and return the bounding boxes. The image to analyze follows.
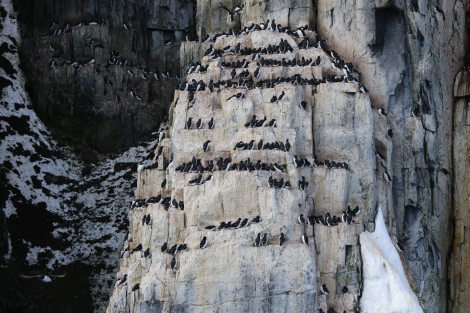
[285,139,291,151]
[301,233,308,244]
[298,214,306,224]
[144,248,151,258]
[378,108,387,116]
[261,233,268,246]
[161,179,166,189]
[279,233,285,246]
[255,233,261,247]
[254,67,260,78]
[299,176,309,191]
[387,129,393,138]
[384,171,392,182]
[320,283,329,295]
[299,101,307,110]
[221,4,244,21]
[131,244,143,253]
[200,236,208,249]
[203,140,211,152]
[186,117,193,129]
[196,118,202,129]
[208,117,214,129]
[278,91,286,101]
[161,242,168,253]
[342,285,348,294]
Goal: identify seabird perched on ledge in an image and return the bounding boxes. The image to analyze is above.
[320,283,329,295]
[200,236,208,249]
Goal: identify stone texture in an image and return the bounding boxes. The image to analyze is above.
[449,72,470,313]
[15,0,195,152]
[107,5,376,311]
[316,1,464,312]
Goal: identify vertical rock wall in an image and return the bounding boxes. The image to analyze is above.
[316,1,465,312]
[107,0,377,311]
[16,0,196,152]
[103,0,467,312]
[450,69,470,313]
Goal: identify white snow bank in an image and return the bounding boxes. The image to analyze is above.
[360,206,423,313]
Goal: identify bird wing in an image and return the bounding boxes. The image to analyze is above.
[19,274,42,279]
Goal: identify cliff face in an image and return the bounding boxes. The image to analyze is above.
[316,1,464,312]
[15,0,195,153]
[106,0,468,313]
[2,0,469,312]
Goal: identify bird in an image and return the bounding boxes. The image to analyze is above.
[19,273,67,282]
[279,233,285,246]
[378,108,387,116]
[412,107,420,117]
[359,84,368,93]
[270,95,277,102]
[161,242,168,252]
[200,236,208,249]
[299,101,307,110]
[131,244,142,253]
[221,5,243,21]
[301,233,308,244]
[171,257,178,270]
[196,118,202,129]
[261,233,268,246]
[144,248,151,258]
[186,117,193,129]
[320,283,329,295]
[375,152,386,161]
[203,140,211,152]
[342,285,348,294]
[255,233,261,247]
[161,179,166,189]
[387,129,393,138]
[278,91,286,101]
[384,171,392,182]
[208,117,214,129]
[285,139,291,151]
[252,216,261,223]
[132,283,140,291]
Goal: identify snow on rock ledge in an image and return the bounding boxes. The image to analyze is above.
[360,206,423,313]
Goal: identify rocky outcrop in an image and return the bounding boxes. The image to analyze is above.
[107,3,377,311]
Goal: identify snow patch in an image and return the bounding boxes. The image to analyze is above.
[360,206,423,313]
